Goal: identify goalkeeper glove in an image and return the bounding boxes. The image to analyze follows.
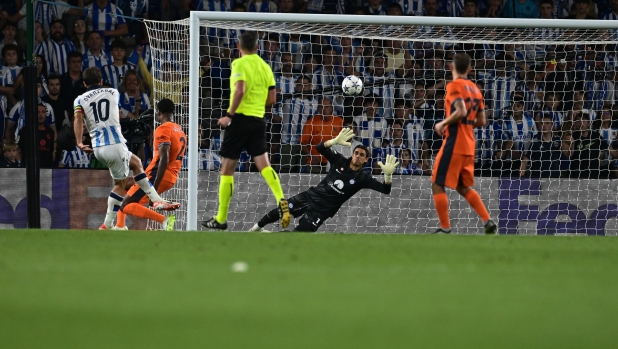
[325,128,355,147]
[377,154,400,183]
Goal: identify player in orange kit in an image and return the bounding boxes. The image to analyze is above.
[115,98,185,231]
[431,53,497,234]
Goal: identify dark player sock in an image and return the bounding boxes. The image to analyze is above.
[258,208,281,227]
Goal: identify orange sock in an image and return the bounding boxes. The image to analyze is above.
[433,192,451,229]
[116,210,126,228]
[464,189,491,223]
[123,203,166,224]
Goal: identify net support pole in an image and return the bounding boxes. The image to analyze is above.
[187,11,200,231]
[25,0,40,228]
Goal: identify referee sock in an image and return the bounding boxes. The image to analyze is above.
[134,172,164,203]
[463,189,491,223]
[260,166,285,203]
[433,192,451,230]
[215,175,234,224]
[104,192,124,228]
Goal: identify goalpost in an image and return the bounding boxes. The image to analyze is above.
[145,13,618,234]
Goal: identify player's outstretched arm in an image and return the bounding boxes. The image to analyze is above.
[377,154,400,185]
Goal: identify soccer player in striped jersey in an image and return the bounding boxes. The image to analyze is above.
[102,40,136,90]
[73,67,179,231]
[83,31,112,70]
[115,99,186,231]
[84,0,128,50]
[432,53,496,234]
[35,20,75,75]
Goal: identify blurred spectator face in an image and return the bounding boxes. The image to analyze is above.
[435,95,445,109]
[369,0,381,8]
[4,146,18,162]
[48,78,61,97]
[50,22,65,42]
[74,19,87,35]
[37,105,47,124]
[391,123,404,140]
[281,53,293,73]
[319,99,334,116]
[265,39,279,53]
[394,105,406,119]
[365,101,379,117]
[488,0,501,8]
[540,118,553,133]
[373,57,386,76]
[424,0,439,15]
[279,0,294,13]
[575,0,588,14]
[544,94,559,109]
[69,55,82,73]
[2,24,16,41]
[88,32,102,51]
[391,40,403,50]
[323,49,336,66]
[111,46,126,62]
[4,49,17,66]
[303,56,317,73]
[387,4,403,15]
[296,78,311,92]
[578,116,590,130]
[35,21,44,40]
[539,2,553,18]
[574,91,584,103]
[401,149,411,163]
[512,102,524,117]
[341,37,352,48]
[601,109,612,123]
[463,1,477,17]
[611,0,618,12]
[36,56,44,72]
[414,83,425,100]
[125,73,139,92]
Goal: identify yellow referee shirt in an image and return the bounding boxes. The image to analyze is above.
[229,54,276,118]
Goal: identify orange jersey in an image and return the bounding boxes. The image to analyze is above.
[299,115,343,164]
[145,122,187,183]
[443,78,485,155]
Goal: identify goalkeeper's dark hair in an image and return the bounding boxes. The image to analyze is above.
[83,67,103,86]
[453,53,471,75]
[353,144,369,158]
[157,98,175,115]
[239,32,258,52]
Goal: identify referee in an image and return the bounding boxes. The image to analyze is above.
[202,32,290,230]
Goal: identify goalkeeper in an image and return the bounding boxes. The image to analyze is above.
[249,128,399,232]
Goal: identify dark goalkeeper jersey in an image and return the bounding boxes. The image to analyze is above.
[305,142,391,217]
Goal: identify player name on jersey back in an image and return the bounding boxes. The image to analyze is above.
[74,87,127,148]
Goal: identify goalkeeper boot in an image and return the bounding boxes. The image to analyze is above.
[153,200,181,211]
[484,220,497,235]
[279,198,291,229]
[162,214,176,231]
[432,228,452,234]
[249,223,270,233]
[201,217,228,230]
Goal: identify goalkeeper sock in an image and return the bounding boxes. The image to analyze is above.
[215,175,234,224]
[104,192,124,228]
[463,190,491,223]
[260,166,285,203]
[257,207,281,228]
[123,203,165,224]
[134,172,164,202]
[433,192,451,230]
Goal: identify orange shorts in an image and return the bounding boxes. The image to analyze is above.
[431,149,475,189]
[126,179,175,205]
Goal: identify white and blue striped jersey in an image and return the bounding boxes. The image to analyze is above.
[396,162,423,175]
[60,147,93,168]
[502,115,537,152]
[600,127,618,145]
[365,72,396,120]
[446,0,464,17]
[74,87,127,148]
[313,66,342,92]
[195,0,228,39]
[83,49,112,70]
[404,115,424,160]
[552,2,569,19]
[246,0,278,12]
[0,65,22,87]
[391,0,424,15]
[111,0,149,17]
[373,142,408,168]
[354,113,388,149]
[475,120,501,166]
[9,100,55,141]
[281,97,318,144]
[280,37,311,71]
[602,11,618,39]
[35,39,76,75]
[516,82,544,113]
[102,62,137,90]
[275,74,297,94]
[540,108,565,130]
[17,1,70,33]
[488,75,517,120]
[119,92,151,118]
[85,2,127,50]
[596,80,615,108]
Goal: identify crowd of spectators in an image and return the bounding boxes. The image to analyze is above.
[1,0,618,179]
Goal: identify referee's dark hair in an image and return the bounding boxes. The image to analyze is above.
[239,32,258,52]
[353,144,370,159]
[83,67,103,86]
[452,53,471,75]
[158,98,175,114]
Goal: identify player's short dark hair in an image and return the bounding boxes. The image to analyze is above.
[539,113,554,121]
[539,0,554,6]
[392,120,404,128]
[232,3,246,11]
[544,91,556,100]
[47,74,61,84]
[579,112,591,120]
[1,43,18,58]
[2,21,17,31]
[50,19,65,29]
[83,67,103,86]
[512,96,524,105]
[452,53,471,75]
[574,0,588,4]
[86,30,102,40]
[158,98,175,114]
[353,144,369,158]
[297,75,311,84]
[387,2,403,12]
[110,39,127,51]
[239,32,258,52]
[67,50,83,62]
[464,0,477,6]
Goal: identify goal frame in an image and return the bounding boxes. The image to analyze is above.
[186,12,618,231]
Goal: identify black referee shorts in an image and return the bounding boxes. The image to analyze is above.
[219,113,267,160]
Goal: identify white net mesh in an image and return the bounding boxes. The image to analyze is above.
[144,16,618,234]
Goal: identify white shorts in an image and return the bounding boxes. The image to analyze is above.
[94,143,132,180]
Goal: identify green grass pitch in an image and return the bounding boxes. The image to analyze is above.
[1,230,618,349]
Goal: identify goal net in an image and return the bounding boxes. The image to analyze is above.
[145,14,618,234]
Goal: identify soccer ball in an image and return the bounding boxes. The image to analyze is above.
[342,75,363,96]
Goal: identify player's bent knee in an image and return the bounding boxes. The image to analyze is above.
[431,182,446,194]
[456,185,471,196]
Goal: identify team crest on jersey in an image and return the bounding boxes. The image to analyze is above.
[288,203,294,209]
[349,179,355,185]
[334,180,344,189]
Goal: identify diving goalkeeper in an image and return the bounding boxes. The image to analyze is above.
[249,128,399,232]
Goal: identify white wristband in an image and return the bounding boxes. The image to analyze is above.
[383,173,392,183]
